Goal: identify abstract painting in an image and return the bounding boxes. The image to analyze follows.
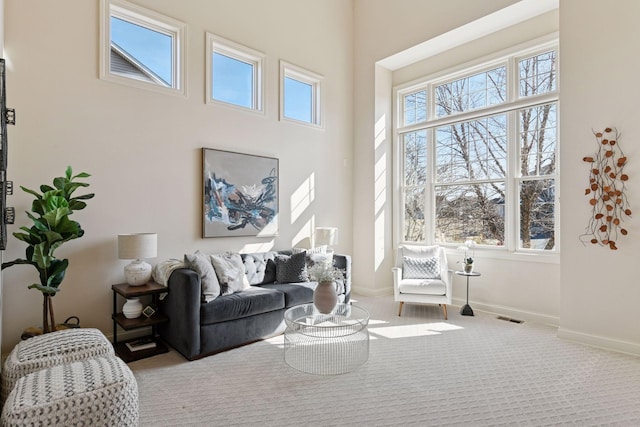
[203,148,278,237]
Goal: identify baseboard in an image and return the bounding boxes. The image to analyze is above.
[351,285,393,297]
[452,297,559,327]
[557,327,640,357]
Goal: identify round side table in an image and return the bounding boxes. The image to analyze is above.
[455,271,481,316]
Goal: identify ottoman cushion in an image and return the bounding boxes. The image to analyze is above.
[1,356,138,427]
[1,328,114,404]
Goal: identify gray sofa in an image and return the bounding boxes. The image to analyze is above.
[158,250,351,360]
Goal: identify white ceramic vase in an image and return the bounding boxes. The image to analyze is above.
[123,298,143,319]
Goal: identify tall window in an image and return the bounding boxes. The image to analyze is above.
[280,61,323,128]
[100,0,186,96]
[206,33,265,113]
[397,43,558,253]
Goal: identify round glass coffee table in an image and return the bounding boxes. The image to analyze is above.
[284,303,370,375]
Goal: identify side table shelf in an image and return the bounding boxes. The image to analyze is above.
[111,281,169,363]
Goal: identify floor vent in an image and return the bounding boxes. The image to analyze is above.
[497,316,524,324]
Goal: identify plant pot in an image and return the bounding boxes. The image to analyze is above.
[463,263,474,274]
[123,298,143,319]
[313,281,338,314]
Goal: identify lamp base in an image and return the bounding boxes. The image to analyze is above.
[124,259,152,286]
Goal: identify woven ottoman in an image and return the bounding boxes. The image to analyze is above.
[1,356,138,426]
[1,328,114,405]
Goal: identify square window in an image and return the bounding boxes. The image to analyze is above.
[280,61,323,128]
[206,33,265,112]
[100,0,186,96]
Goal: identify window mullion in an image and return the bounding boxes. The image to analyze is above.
[426,127,435,244]
[507,109,519,252]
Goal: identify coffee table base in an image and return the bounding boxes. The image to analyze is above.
[284,329,369,375]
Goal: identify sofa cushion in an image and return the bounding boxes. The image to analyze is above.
[200,286,285,325]
[241,251,278,285]
[398,279,446,296]
[257,282,317,308]
[401,244,440,259]
[275,252,309,283]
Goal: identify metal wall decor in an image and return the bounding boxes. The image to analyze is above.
[581,127,631,249]
[0,58,16,250]
[202,148,278,238]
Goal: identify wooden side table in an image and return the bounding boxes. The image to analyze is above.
[111,281,169,362]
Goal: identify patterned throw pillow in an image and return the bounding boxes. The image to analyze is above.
[275,252,309,283]
[210,252,251,295]
[402,256,441,279]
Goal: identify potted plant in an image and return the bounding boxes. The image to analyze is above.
[307,261,344,314]
[457,240,476,273]
[2,166,94,333]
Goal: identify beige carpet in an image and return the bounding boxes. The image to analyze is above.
[130,295,640,426]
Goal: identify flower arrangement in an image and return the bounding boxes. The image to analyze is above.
[456,240,477,265]
[307,262,344,283]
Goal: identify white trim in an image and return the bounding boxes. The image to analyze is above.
[205,32,265,114]
[558,327,640,357]
[99,0,187,98]
[378,0,559,71]
[279,60,324,129]
[393,40,559,259]
[451,297,559,326]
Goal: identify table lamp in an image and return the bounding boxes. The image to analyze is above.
[118,233,157,286]
[314,227,338,250]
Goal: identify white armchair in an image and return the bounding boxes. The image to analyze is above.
[392,244,453,319]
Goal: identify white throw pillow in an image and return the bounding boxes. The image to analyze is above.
[293,245,327,255]
[210,252,250,295]
[402,256,441,280]
[184,250,221,302]
[401,244,440,259]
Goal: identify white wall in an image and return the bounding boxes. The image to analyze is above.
[559,0,640,354]
[1,0,354,354]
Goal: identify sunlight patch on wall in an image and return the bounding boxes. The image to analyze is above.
[241,241,275,253]
[374,152,387,214]
[375,114,386,149]
[291,217,313,249]
[291,172,315,223]
[375,211,385,269]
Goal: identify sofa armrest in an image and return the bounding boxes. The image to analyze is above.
[333,253,352,303]
[158,268,202,360]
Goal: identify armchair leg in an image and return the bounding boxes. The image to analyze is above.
[441,304,448,320]
[398,302,404,316]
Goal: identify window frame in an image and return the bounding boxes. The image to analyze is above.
[205,32,265,114]
[279,61,324,129]
[99,0,187,97]
[393,37,559,261]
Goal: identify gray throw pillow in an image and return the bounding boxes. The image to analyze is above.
[184,250,220,302]
[275,252,309,283]
[402,256,440,279]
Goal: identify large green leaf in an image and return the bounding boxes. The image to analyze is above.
[42,207,72,229]
[28,283,60,295]
[3,166,92,297]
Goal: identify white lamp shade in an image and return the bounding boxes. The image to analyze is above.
[118,233,157,260]
[118,233,157,286]
[315,227,339,247]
